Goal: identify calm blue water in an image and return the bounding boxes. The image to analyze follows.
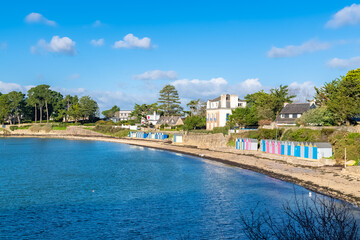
[0,138,357,239]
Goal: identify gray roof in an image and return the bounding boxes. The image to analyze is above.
[156,116,183,125]
[280,103,315,114]
[315,142,332,148]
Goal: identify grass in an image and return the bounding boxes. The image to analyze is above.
[52,126,67,130]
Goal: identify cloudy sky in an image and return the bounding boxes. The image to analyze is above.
[1,1,360,110]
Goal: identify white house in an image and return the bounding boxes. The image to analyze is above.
[114,110,133,121]
[145,111,160,125]
[206,94,247,130]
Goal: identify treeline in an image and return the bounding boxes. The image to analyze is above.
[0,84,99,124]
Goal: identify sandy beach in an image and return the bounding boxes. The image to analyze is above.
[2,127,360,206]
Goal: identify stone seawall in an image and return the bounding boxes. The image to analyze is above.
[183,133,230,149]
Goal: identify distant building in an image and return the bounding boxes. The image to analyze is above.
[276,102,316,126]
[145,111,160,125]
[156,116,184,128]
[113,110,133,122]
[206,94,247,130]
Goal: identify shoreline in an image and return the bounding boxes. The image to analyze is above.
[2,132,360,207]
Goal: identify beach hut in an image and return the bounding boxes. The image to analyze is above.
[249,139,258,151]
[281,141,285,155]
[173,133,183,143]
[261,140,266,152]
[266,140,270,153]
[290,142,295,156]
[271,140,275,154]
[312,143,318,160]
[245,138,250,150]
[308,143,313,159]
[300,142,305,158]
[315,142,333,159]
[304,143,309,159]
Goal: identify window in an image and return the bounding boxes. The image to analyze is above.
[211,114,213,121]
[238,103,242,107]
[281,114,285,118]
[215,113,217,121]
[285,114,289,118]
[289,114,293,118]
[226,113,230,121]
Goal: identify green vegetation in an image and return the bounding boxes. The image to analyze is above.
[52,125,67,130]
[102,105,120,120]
[93,125,130,138]
[0,85,99,125]
[183,115,206,130]
[158,85,182,116]
[315,68,360,125]
[296,107,335,126]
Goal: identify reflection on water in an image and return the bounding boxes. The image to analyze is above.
[0,138,358,239]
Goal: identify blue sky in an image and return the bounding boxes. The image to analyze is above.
[1,0,360,110]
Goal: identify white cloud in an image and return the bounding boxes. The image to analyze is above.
[0,81,33,94]
[67,74,80,80]
[90,38,104,47]
[239,78,262,91]
[171,77,229,98]
[31,36,76,55]
[25,13,56,26]
[326,3,360,28]
[327,56,360,69]
[267,39,330,58]
[113,34,152,49]
[92,20,102,27]
[133,70,177,80]
[289,81,315,103]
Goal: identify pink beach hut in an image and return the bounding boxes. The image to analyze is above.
[266,140,270,153]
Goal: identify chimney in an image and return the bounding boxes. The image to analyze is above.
[220,94,226,108]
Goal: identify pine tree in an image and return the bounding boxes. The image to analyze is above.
[158,85,183,116]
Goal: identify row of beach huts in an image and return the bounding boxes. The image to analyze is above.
[236,138,333,160]
[128,131,184,143]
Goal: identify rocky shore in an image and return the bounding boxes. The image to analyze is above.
[2,126,360,206]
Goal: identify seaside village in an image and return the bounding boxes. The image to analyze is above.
[123,93,333,161]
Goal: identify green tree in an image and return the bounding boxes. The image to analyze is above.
[79,96,99,122]
[7,91,25,124]
[27,84,52,123]
[296,106,335,126]
[63,95,78,122]
[315,69,360,125]
[228,106,258,128]
[187,99,200,116]
[102,105,120,119]
[130,103,158,123]
[158,85,183,115]
[183,115,206,130]
[0,94,11,124]
[68,103,82,123]
[270,85,296,116]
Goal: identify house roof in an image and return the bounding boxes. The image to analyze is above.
[314,142,332,148]
[156,116,183,125]
[280,103,315,114]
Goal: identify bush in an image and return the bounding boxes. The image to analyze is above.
[10,126,18,131]
[212,126,229,135]
[52,125,67,130]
